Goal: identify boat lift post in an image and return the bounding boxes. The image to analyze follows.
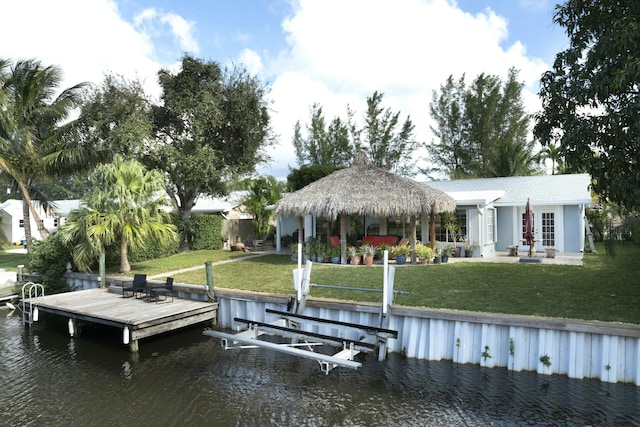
[204,248,404,374]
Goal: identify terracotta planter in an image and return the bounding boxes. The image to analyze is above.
[363,255,374,266]
[350,256,362,265]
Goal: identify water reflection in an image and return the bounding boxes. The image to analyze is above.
[0,309,638,426]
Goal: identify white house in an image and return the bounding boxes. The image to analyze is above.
[0,199,81,244]
[274,173,592,255]
[0,191,253,246]
[427,173,592,255]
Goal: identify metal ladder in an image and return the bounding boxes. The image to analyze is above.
[21,282,44,327]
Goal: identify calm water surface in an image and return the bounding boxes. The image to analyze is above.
[1,309,638,426]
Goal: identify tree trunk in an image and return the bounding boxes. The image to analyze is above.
[18,181,49,251]
[178,193,197,252]
[120,239,131,274]
[22,200,32,252]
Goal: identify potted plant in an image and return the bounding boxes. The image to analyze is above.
[464,243,474,257]
[315,242,327,263]
[433,246,443,264]
[415,243,433,264]
[347,246,361,265]
[377,243,392,260]
[328,245,341,264]
[442,245,455,263]
[545,246,556,258]
[360,244,376,265]
[391,244,411,265]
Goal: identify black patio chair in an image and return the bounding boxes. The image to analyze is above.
[149,277,174,303]
[122,274,147,299]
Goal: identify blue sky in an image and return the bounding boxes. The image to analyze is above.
[2,0,568,180]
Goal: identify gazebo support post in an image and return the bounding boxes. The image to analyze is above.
[410,215,417,264]
[430,211,436,250]
[297,216,304,253]
[340,214,347,264]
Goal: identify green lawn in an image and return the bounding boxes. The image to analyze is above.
[3,242,639,324]
[0,252,27,272]
[171,242,640,325]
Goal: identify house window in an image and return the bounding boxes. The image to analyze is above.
[487,208,495,243]
[541,212,555,247]
[19,219,24,228]
[436,209,467,242]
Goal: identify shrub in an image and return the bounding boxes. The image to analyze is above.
[187,214,223,250]
[27,234,72,294]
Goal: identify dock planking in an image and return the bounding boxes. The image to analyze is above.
[27,288,218,351]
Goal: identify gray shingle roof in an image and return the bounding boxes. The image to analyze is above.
[424,174,592,207]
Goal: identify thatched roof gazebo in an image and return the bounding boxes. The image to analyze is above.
[275,152,456,264]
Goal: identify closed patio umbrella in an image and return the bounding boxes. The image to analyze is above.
[525,198,535,257]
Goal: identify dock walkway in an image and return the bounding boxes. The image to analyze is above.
[28,288,218,351]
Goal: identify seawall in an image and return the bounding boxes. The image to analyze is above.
[214,288,640,385]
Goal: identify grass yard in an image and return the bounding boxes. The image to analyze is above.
[171,242,640,325]
[2,242,638,324]
[0,252,27,272]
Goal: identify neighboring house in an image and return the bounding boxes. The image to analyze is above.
[0,199,81,244]
[190,191,255,246]
[0,191,253,247]
[274,173,592,255]
[427,173,592,255]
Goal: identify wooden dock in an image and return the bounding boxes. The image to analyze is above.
[27,288,218,351]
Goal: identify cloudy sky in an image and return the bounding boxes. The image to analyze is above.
[1,0,568,180]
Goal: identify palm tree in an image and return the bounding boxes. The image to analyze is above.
[238,176,286,240]
[60,156,178,274]
[0,58,88,251]
[538,143,564,175]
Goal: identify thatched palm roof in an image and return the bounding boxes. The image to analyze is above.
[275,152,456,219]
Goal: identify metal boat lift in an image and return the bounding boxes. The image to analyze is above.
[204,248,404,374]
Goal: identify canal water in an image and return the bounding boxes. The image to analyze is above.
[1,310,638,427]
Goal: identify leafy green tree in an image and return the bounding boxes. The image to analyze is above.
[534,0,640,211]
[538,143,564,175]
[359,91,418,176]
[146,55,273,250]
[76,73,152,159]
[286,164,341,191]
[238,176,286,239]
[59,156,178,273]
[292,103,353,167]
[427,75,470,178]
[428,69,538,178]
[0,58,89,251]
[293,92,417,175]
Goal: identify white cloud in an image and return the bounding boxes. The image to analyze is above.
[134,7,200,55]
[263,0,552,177]
[237,49,263,76]
[1,0,162,98]
[159,12,200,53]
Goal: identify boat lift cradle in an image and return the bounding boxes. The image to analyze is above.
[204,250,404,374]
